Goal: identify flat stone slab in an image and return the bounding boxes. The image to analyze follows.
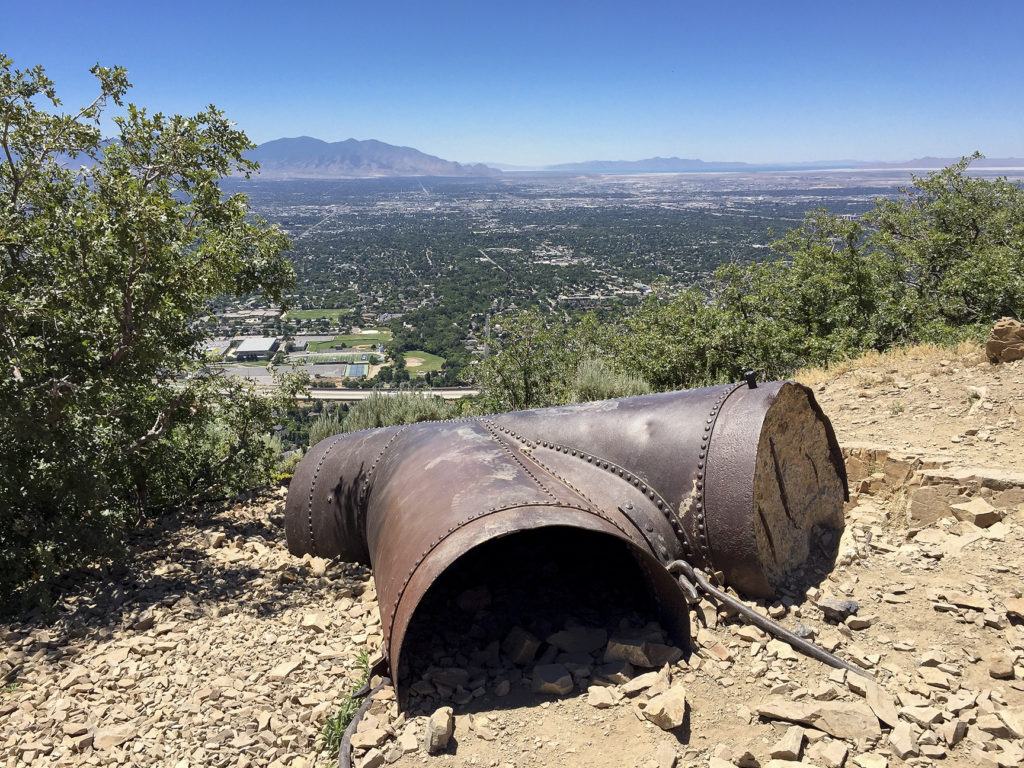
[756,696,881,741]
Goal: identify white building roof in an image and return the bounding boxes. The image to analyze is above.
[235,337,279,354]
[202,339,232,356]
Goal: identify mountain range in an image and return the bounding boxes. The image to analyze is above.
[247,137,502,179]
[242,137,1024,179]
[539,156,1024,173]
[856,156,1024,169]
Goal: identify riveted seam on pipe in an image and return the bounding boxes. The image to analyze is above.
[486,422,537,450]
[480,424,670,550]
[384,501,647,654]
[518,445,598,507]
[486,416,691,557]
[525,443,680,564]
[480,419,558,502]
[305,435,347,557]
[358,425,411,508]
[529,440,688,560]
[615,503,673,564]
[690,382,744,566]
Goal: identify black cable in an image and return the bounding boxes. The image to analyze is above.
[666,560,872,680]
[338,677,392,768]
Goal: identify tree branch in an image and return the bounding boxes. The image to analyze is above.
[1,123,24,270]
[33,87,115,170]
[103,237,151,369]
[127,393,191,453]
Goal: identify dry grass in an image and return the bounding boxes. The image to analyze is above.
[793,341,985,386]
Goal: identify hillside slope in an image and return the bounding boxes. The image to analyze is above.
[2,345,1022,768]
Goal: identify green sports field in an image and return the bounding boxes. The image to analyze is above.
[306,329,393,352]
[403,350,445,373]
[282,308,352,321]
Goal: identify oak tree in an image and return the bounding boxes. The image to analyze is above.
[0,56,300,603]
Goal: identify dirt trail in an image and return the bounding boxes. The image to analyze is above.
[2,346,1023,768]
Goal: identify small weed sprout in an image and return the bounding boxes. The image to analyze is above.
[890,403,905,415]
[318,650,371,755]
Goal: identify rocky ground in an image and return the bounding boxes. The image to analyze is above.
[2,345,1023,768]
[0,493,378,768]
[798,342,1022,473]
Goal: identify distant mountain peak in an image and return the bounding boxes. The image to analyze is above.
[247,137,501,179]
[542,155,1024,175]
[858,156,1024,169]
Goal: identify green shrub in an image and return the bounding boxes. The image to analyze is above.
[472,309,585,412]
[0,57,301,606]
[277,449,305,480]
[309,412,345,447]
[571,358,651,402]
[342,390,457,433]
[318,650,370,755]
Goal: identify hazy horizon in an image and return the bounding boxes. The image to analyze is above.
[6,1,1024,167]
[251,135,1024,172]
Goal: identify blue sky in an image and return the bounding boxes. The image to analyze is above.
[4,1,1023,166]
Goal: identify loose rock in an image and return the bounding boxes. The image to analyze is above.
[888,720,918,759]
[818,598,859,622]
[356,748,386,768]
[397,729,419,754]
[1005,597,1024,620]
[756,696,881,741]
[532,663,574,695]
[654,741,677,768]
[852,754,887,768]
[951,497,1003,528]
[605,633,655,667]
[351,729,391,750]
[93,725,135,750]
[769,725,805,760]
[547,626,607,654]
[300,612,330,633]
[986,317,1024,363]
[642,684,687,730]
[863,681,900,728]
[424,707,454,754]
[988,653,1015,679]
[813,739,849,768]
[587,685,616,709]
[502,627,541,665]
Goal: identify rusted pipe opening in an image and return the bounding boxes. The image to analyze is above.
[397,527,689,695]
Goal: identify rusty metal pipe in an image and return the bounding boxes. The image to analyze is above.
[286,380,847,681]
